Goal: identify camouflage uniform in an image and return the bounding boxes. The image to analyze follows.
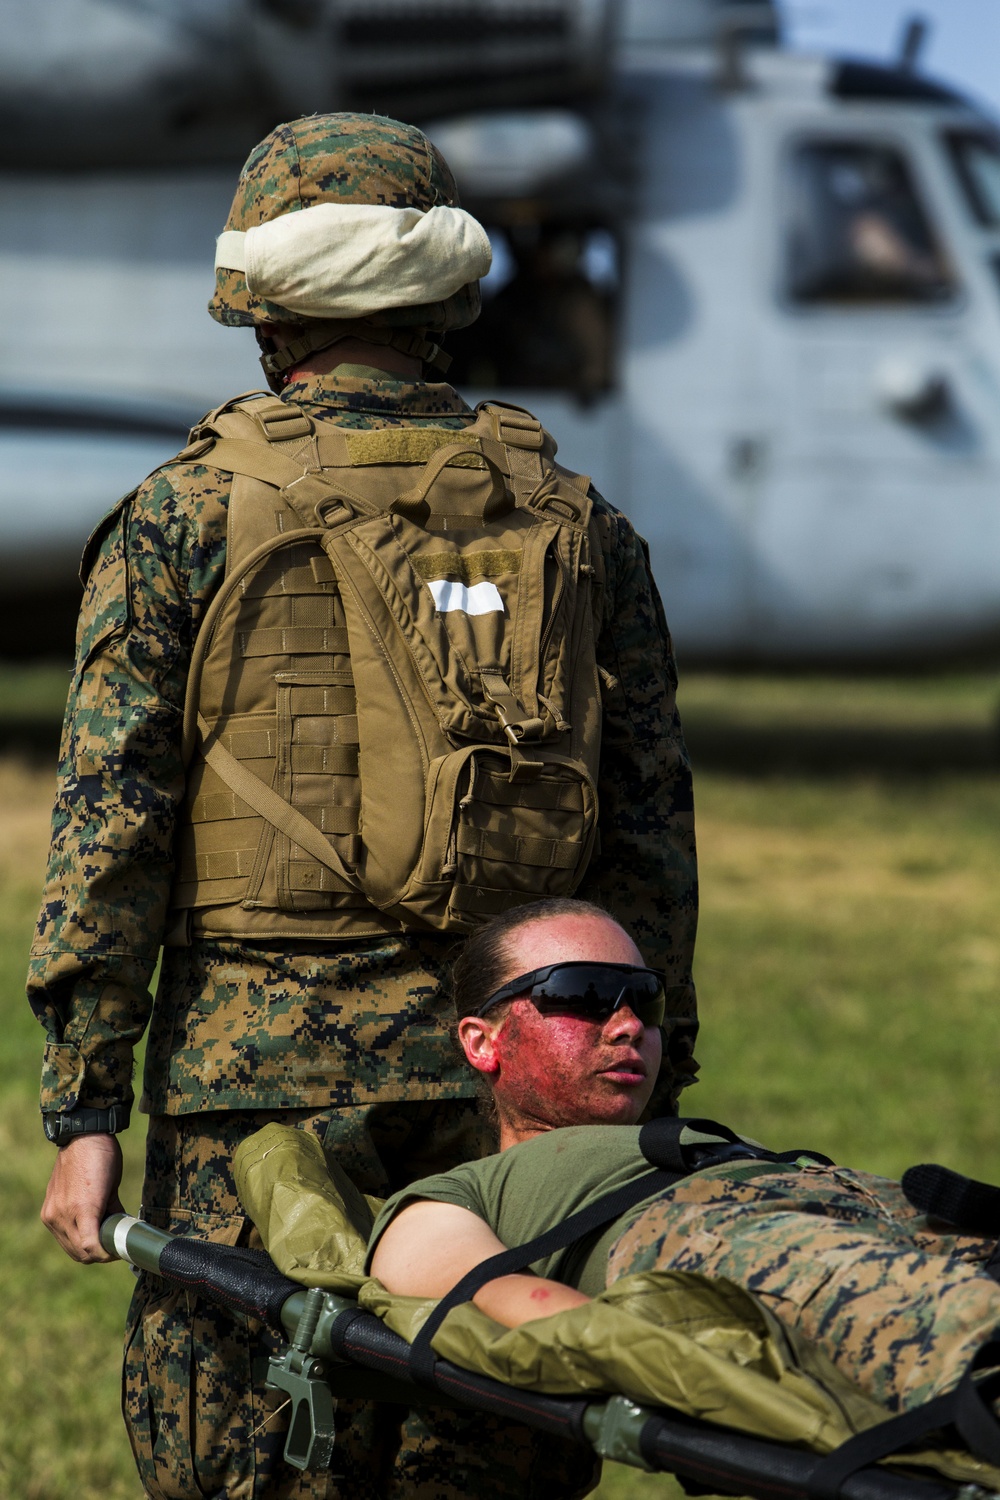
[30,106,695,1500]
[608,1161,1000,1414]
[28,358,697,1496]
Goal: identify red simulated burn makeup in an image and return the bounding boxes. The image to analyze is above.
[489,999,661,1135]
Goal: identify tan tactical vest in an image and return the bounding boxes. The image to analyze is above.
[166,394,606,943]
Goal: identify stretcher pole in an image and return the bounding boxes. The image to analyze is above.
[100,1213,340,1467]
[99,1216,967,1500]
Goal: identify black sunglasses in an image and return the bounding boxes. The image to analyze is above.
[473,961,667,1027]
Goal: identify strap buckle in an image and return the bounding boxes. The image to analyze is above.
[252,402,313,444]
[488,404,544,452]
[480,670,544,744]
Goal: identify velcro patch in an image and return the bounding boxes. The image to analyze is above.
[413,550,520,584]
[344,428,483,466]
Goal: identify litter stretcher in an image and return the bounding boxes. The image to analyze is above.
[101,1212,1000,1500]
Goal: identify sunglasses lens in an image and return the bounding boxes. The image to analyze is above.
[530,965,665,1026]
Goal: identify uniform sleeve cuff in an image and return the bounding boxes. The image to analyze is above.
[39,1041,134,1115]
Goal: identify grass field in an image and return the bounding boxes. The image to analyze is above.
[1,668,999,1498]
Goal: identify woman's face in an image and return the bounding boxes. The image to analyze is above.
[462,913,663,1141]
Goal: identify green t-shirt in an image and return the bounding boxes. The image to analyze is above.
[366,1124,666,1296]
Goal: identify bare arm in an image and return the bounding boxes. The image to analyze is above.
[370,1199,591,1330]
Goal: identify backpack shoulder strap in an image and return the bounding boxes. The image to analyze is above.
[187,409,317,494]
[472,401,549,507]
[406,1167,680,1388]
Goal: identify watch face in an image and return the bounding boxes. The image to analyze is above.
[43,1116,61,1143]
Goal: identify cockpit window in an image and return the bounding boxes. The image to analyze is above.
[943,130,1000,227]
[444,222,620,398]
[785,141,954,304]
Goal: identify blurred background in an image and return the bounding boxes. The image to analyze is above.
[2,3,1000,1496]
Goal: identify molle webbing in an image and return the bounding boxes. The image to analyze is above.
[167,394,602,941]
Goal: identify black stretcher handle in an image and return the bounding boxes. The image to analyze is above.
[328,1305,591,1443]
[157,1237,301,1331]
[101,1214,300,1332]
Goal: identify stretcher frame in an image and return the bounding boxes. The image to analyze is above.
[101,1213,996,1500]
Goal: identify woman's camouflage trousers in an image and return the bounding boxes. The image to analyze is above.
[608,1159,1000,1414]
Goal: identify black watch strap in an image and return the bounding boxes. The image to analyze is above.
[43,1103,130,1146]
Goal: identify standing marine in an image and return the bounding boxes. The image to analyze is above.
[28,113,699,1500]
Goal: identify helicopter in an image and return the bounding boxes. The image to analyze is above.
[3,0,1000,664]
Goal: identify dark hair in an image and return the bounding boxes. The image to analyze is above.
[451,896,617,1020]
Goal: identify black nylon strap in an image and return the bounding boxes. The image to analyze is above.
[809,1339,1000,1499]
[953,1351,1000,1466]
[640,1116,834,1173]
[902,1163,1000,1237]
[407,1167,679,1387]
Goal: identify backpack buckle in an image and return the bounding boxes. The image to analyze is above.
[488,406,544,451]
[253,402,313,443]
[480,670,544,744]
[524,470,583,523]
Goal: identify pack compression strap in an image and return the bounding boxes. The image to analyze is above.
[197,714,359,890]
[407,1167,681,1387]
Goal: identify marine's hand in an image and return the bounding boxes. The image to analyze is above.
[41,1134,125,1262]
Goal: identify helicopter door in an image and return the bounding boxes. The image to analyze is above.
[752,130,963,657]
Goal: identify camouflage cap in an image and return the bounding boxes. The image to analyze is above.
[210,113,481,334]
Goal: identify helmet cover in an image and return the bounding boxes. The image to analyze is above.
[210,112,481,333]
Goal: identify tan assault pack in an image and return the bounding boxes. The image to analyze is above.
[167,394,607,942]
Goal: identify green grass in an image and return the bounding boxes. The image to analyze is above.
[2,669,999,1499]
[0,760,149,1500]
[0,663,72,720]
[677,670,1000,728]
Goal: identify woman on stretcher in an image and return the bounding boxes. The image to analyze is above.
[368,898,1000,1419]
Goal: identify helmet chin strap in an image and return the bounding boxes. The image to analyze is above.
[256,319,451,392]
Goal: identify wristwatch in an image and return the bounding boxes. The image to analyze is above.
[43,1103,130,1146]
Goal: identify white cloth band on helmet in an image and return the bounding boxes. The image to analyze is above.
[215,203,492,318]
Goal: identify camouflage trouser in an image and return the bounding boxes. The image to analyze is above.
[125,1102,598,1500]
[608,1160,1000,1414]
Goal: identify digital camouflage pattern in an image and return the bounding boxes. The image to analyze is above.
[28,366,699,1124]
[608,1161,1000,1414]
[125,1103,597,1500]
[209,114,481,334]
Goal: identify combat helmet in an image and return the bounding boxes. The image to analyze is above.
[211,113,491,391]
